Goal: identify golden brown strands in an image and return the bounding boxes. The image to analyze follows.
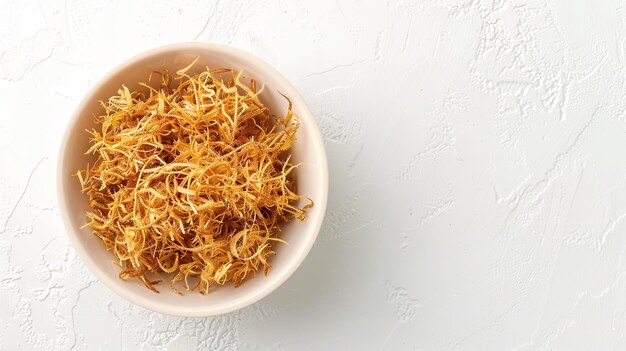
[77,64,312,294]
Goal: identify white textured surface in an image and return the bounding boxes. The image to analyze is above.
[2,0,626,349]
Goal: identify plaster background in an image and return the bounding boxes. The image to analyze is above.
[2,0,626,349]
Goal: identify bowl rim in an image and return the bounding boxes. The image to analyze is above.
[56,42,329,317]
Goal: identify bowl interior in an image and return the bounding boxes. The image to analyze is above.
[58,44,327,316]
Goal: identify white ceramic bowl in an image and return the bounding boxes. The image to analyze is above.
[57,43,328,317]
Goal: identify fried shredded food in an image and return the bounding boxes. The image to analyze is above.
[77,62,312,294]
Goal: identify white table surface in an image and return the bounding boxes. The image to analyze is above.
[2,0,626,349]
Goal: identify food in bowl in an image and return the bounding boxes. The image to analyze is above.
[76,60,312,295]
